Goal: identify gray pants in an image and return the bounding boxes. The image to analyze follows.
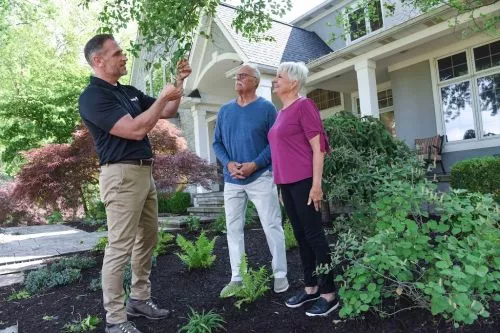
[223,171,287,281]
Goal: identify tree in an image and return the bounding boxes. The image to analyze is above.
[0,0,135,174]
[5,122,216,222]
[81,0,292,74]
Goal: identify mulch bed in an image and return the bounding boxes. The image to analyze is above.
[0,227,497,333]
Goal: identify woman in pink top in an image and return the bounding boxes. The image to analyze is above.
[268,62,337,317]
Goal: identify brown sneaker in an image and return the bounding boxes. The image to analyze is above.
[126,298,171,320]
[105,321,142,333]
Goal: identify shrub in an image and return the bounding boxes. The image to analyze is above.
[24,255,96,294]
[157,192,170,213]
[176,232,217,270]
[283,219,297,250]
[230,254,271,309]
[168,191,191,214]
[179,308,225,333]
[63,315,101,332]
[326,180,500,326]
[157,191,192,214]
[323,112,424,209]
[451,156,500,203]
[7,289,31,301]
[184,216,201,233]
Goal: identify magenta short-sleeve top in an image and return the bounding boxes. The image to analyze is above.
[268,97,330,185]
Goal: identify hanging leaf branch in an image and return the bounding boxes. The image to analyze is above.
[81,0,292,76]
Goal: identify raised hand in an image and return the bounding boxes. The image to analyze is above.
[160,84,183,101]
[176,59,192,83]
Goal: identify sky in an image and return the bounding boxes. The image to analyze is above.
[224,0,328,23]
[281,0,327,22]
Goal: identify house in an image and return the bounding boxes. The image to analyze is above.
[131,1,500,188]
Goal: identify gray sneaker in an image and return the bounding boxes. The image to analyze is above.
[219,281,242,298]
[105,321,141,333]
[274,277,289,293]
[126,298,171,320]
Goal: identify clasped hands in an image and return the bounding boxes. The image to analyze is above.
[159,59,192,101]
[228,161,257,180]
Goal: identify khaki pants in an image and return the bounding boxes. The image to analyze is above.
[99,163,158,325]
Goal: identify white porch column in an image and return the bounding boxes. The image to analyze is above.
[257,75,274,102]
[192,106,211,193]
[192,106,210,161]
[355,59,379,118]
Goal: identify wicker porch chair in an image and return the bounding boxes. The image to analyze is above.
[415,135,446,174]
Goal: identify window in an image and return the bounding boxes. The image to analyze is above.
[348,0,383,42]
[437,40,500,142]
[307,89,342,110]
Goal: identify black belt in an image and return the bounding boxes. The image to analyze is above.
[107,159,154,166]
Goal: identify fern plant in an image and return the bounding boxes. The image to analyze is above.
[232,254,271,309]
[179,307,226,333]
[153,231,174,257]
[283,219,297,250]
[176,232,217,270]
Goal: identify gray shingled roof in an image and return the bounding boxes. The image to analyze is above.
[217,4,332,67]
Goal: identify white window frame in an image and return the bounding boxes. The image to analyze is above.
[433,39,500,150]
[344,0,385,45]
[351,82,393,116]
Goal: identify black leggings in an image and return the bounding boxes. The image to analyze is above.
[280,178,335,294]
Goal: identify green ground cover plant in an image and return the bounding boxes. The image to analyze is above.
[179,308,225,333]
[184,216,202,233]
[24,256,96,294]
[323,180,499,326]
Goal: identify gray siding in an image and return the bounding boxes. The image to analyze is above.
[444,147,500,171]
[306,11,346,51]
[390,60,436,147]
[298,0,422,50]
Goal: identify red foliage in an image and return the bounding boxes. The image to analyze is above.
[153,150,217,191]
[12,127,99,212]
[5,120,216,222]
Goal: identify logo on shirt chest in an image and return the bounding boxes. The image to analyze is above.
[130,96,139,102]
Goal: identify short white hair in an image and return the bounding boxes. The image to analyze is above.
[241,62,261,86]
[277,62,308,90]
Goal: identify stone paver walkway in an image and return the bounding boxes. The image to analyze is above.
[0,216,211,287]
[0,225,106,278]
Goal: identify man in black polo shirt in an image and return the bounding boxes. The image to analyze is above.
[79,34,191,333]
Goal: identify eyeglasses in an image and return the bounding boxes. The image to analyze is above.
[234,73,256,80]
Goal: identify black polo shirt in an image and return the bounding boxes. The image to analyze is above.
[79,76,156,165]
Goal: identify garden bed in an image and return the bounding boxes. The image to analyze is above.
[0,228,497,332]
